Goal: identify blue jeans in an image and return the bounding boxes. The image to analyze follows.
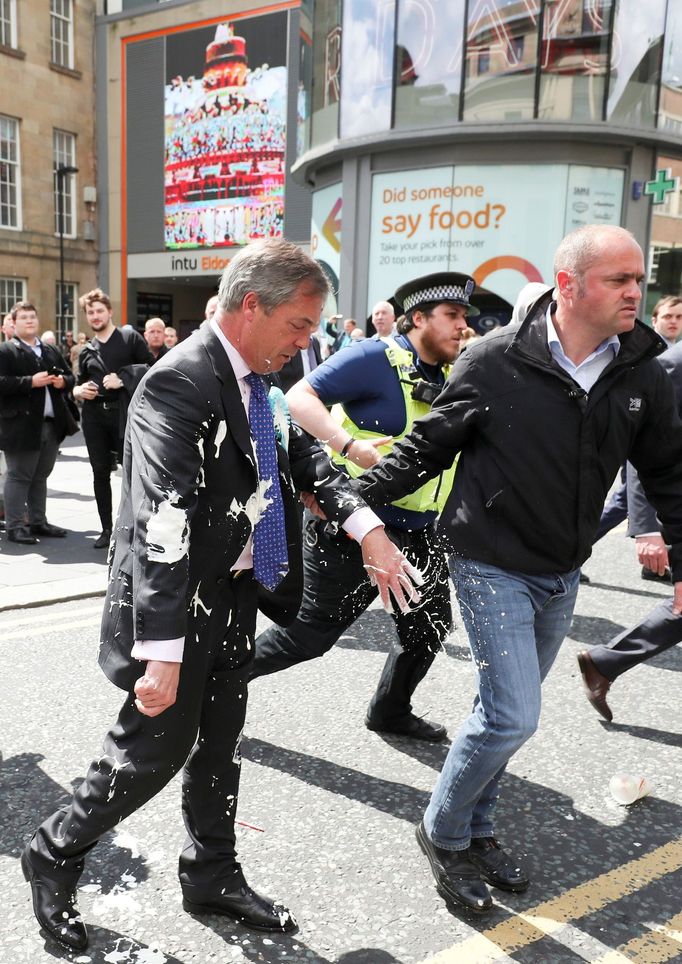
[424,556,580,851]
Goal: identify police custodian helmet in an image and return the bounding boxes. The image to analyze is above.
[395,271,480,317]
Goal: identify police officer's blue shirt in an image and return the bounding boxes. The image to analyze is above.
[307,334,445,531]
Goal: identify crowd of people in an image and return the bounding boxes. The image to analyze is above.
[5,229,682,954]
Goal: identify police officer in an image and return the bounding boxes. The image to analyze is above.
[251,272,478,741]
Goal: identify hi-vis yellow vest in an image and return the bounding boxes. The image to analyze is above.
[330,340,457,515]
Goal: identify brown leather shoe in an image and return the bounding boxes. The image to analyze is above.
[577,651,613,722]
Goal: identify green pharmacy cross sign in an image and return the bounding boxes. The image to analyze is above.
[644,168,679,205]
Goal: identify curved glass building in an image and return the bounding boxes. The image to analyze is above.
[295,0,682,326]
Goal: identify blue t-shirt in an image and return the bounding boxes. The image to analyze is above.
[307,335,444,530]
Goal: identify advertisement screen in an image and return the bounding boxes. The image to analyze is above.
[368,164,624,309]
[164,12,288,250]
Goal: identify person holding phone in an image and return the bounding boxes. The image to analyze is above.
[0,301,75,544]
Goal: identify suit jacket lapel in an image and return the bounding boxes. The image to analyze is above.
[199,321,253,459]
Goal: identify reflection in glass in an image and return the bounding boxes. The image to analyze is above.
[340,0,395,139]
[660,2,682,135]
[297,11,313,157]
[607,0,666,128]
[311,0,342,147]
[393,0,465,130]
[462,0,540,122]
[538,0,611,121]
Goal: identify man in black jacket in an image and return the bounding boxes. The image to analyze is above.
[73,289,152,548]
[21,239,414,953]
[0,301,75,544]
[355,225,682,914]
[578,339,682,720]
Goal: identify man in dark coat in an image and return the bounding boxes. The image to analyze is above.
[354,225,682,915]
[578,339,682,720]
[22,239,414,952]
[0,301,74,544]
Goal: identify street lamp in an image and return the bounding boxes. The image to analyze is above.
[55,163,78,334]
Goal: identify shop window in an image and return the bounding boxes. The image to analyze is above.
[660,1,682,133]
[462,0,540,123]
[53,130,77,238]
[538,0,611,122]
[50,0,73,70]
[311,0,342,147]
[136,293,173,328]
[340,0,394,139]
[606,0,666,128]
[0,0,17,48]
[0,114,20,228]
[55,282,77,339]
[0,276,25,315]
[393,0,465,130]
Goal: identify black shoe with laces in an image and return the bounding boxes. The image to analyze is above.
[365,712,447,742]
[469,837,530,892]
[415,821,492,913]
[93,529,111,549]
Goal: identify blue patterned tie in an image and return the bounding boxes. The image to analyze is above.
[245,373,289,590]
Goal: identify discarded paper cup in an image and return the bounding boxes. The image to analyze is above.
[609,773,651,806]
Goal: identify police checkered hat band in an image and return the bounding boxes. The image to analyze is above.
[402,282,473,313]
[395,272,479,316]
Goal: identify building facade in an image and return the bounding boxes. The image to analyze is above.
[0,0,98,337]
[296,0,682,327]
[96,0,312,334]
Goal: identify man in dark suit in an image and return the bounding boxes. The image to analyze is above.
[0,301,74,544]
[22,239,416,952]
[578,339,682,720]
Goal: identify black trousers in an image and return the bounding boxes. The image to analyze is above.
[81,403,123,531]
[251,519,451,723]
[590,597,682,681]
[30,573,257,895]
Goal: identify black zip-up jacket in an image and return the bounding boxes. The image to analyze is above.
[357,294,682,580]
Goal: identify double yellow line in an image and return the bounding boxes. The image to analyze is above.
[421,837,682,963]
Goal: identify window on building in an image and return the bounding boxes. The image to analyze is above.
[50,0,74,70]
[649,245,670,283]
[55,281,77,338]
[0,0,17,48]
[462,0,540,122]
[0,114,20,228]
[0,276,25,315]
[53,130,77,237]
[340,0,394,139]
[310,0,342,147]
[393,0,465,130]
[607,0,667,128]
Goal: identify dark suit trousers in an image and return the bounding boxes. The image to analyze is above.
[3,421,60,530]
[590,598,682,681]
[81,402,123,531]
[251,519,451,723]
[30,573,257,895]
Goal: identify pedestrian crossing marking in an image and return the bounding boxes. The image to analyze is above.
[0,604,102,632]
[591,911,682,964]
[0,615,100,643]
[420,837,682,963]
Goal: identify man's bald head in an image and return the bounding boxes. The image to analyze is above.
[553,225,640,295]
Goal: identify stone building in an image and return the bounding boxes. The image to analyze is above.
[0,0,98,338]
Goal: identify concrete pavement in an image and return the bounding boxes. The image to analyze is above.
[0,432,118,611]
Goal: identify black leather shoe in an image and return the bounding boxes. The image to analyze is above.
[578,571,590,584]
[30,523,67,538]
[577,650,613,722]
[182,883,297,932]
[415,822,492,914]
[641,566,672,583]
[469,837,530,892]
[365,712,447,742]
[8,526,38,545]
[93,529,111,549]
[21,847,88,951]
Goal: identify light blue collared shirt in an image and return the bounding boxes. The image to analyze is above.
[546,307,620,393]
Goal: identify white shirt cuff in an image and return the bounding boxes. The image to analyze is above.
[342,507,384,543]
[131,637,185,662]
[634,532,661,539]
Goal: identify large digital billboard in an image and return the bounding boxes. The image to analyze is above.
[164,12,288,250]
